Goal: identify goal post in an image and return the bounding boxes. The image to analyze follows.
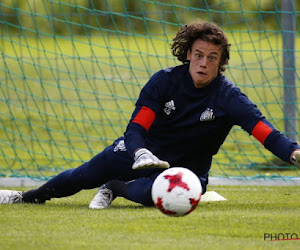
[0,0,299,181]
[282,0,297,142]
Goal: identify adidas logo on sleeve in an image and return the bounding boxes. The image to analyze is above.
[163,100,176,115]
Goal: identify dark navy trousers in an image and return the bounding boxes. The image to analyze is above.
[25,139,208,206]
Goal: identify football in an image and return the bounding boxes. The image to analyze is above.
[151,167,202,216]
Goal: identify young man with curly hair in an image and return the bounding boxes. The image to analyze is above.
[1,21,300,208]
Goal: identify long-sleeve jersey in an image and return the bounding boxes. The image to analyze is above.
[124,64,299,176]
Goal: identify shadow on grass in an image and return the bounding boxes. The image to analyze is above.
[24,200,150,210]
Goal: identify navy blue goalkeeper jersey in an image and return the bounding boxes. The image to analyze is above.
[124,64,299,176]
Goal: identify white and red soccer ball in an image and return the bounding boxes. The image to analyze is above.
[151,167,202,216]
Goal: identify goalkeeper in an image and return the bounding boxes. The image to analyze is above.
[1,20,300,208]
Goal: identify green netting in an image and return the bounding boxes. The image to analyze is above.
[0,0,299,181]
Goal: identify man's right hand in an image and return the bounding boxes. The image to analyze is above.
[132,148,170,170]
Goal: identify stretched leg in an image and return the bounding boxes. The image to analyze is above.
[0,138,163,205]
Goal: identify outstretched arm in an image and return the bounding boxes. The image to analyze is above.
[226,87,300,166]
[251,118,300,165]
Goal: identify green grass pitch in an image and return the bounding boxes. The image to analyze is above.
[0,185,299,249]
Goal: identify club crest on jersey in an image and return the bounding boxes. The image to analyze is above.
[163,100,176,115]
[200,108,215,121]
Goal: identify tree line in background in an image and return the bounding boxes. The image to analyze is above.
[0,0,298,35]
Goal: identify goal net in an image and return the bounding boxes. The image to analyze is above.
[0,0,299,181]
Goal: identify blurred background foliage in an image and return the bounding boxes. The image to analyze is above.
[1,0,299,36]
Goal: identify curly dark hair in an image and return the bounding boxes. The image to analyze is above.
[171,21,231,73]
